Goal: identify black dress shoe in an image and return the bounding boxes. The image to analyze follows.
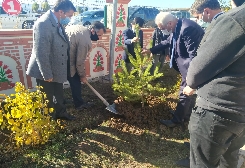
[170,111,190,122]
[75,102,94,110]
[176,157,190,167]
[56,112,76,121]
[159,119,178,128]
[63,99,73,104]
[184,142,190,149]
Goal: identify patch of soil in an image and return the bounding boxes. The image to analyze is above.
[64,65,182,137]
[112,95,176,129]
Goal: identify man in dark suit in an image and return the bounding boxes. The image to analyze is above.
[150,27,170,74]
[142,12,204,128]
[183,0,245,167]
[123,17,144,72]
[26,0,76,120]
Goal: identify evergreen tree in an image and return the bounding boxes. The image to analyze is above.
[32,2,39,13]
[219,0,231,11]
[112,24,166,107]
[41,0,50,12]
[76,6,83,14]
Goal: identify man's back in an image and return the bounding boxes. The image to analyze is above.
[65,25,92,78]
[187,3,245,117]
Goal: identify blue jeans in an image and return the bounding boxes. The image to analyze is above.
[189,107,245,168]
[67,72,84,108]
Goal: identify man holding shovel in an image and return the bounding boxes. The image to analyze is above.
[64,21,106,110]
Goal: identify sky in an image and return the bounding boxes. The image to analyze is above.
[1,0,194,9]
[128,0,194,9]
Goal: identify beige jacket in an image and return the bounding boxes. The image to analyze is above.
[65,25,92,78]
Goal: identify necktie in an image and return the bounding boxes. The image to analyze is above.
[169,33,176,68]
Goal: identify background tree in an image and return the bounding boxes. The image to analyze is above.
[85,7,88,11]
[76,6,83,14]
[32,1,39,13]
[219,0,231,11]
[41,0,50,12]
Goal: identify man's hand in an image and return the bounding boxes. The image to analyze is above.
[45,78,53,82]
[131,37,138,43]
[183,86,196,96]
[80,77,87,83]
[141,49,151,55]
[150,53,153,58]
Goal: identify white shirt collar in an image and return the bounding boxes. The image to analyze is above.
[212,12,224,21]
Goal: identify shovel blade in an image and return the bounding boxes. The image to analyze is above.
[105,103,118,114]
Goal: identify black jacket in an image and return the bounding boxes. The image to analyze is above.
[151,28,169,55]
[123,28,143,63]
[150,19,204,79]
[187,3,245,121]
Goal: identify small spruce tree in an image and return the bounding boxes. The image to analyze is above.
[112,24,166,107]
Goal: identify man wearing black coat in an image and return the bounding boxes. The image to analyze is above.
[123,17,144,72]
[150,27,170,74]
[142,12,204,127]
[183,0,245,167]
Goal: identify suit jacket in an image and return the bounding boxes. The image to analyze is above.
[152,27,169,46]
[150,19,204,79]
[123,28,143,63]
[26,10,69,83]
[65,25,92,78]
[151,27,169,55]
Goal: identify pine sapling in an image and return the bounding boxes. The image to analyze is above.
[112,24,166,107]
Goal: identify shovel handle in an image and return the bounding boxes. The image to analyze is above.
[84,81,110,106]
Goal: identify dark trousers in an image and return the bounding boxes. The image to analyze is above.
[150,54,166,75]
[189,107,245,168]
[67,72,84,108]
[172,76,196,123]
[36,79,66,116]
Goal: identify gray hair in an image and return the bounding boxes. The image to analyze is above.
[155,12,177,26]
[68,17,83,26]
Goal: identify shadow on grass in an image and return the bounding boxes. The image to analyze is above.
[0,123,189,168]
[74,125,189,167]
[0,64,189,167]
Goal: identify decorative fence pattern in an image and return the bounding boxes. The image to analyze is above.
[0,28,154,95]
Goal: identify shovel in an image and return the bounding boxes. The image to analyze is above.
[84,81,118,114]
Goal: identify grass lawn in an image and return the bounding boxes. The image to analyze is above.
[0,65,190,168]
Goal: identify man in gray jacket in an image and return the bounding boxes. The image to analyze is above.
[26,0,76,120]
[183,0,245,167]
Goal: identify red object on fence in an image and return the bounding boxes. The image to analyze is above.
[2,0,21,15]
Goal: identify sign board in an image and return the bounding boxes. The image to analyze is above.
[2,0,21,15]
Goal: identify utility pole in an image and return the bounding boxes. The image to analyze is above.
[109,0,118,81]
[83,0,86,11]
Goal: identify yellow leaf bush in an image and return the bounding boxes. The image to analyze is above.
[0,82,58,147]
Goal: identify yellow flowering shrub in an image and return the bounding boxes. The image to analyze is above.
[0,82,58,147]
